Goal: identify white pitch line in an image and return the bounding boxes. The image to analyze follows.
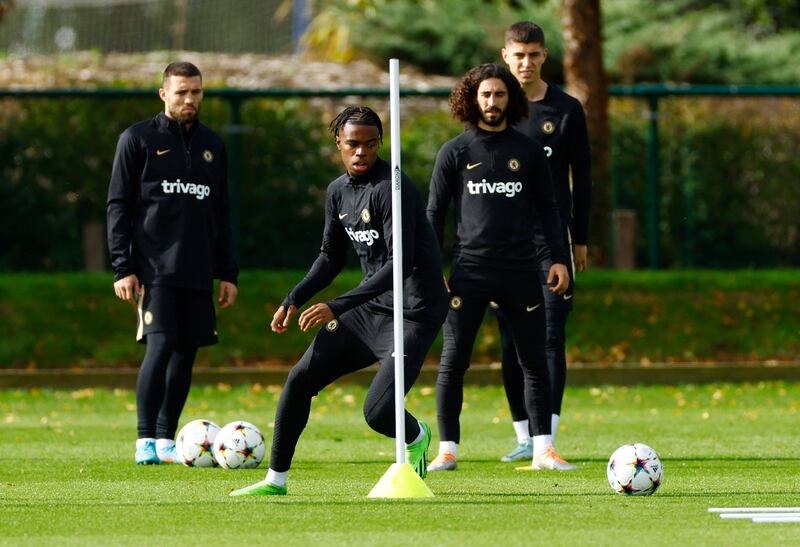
[708,507,800,513]
[752,516,800,523]
[719,513,800,519]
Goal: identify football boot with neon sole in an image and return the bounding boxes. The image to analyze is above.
[229,480,287,497]
[405,421,431,479]
[500,439,533,462]
[426,451,457,471]
[516,446,577,471]
[135,439,160,465]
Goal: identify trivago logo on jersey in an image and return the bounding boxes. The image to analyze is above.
[467,179,523,198]
[345,227,381,246]
[161,179,211,200]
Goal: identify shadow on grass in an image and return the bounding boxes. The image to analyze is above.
[7,488,797,507]
[296,455,800,466]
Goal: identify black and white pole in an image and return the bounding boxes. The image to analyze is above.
[389,57,406,465]
[367,58,433,498]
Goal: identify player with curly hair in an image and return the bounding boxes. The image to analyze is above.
[426,64,576,472]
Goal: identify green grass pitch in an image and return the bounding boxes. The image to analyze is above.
[2,381,799,545]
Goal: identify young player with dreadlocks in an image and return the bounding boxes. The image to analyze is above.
[230,106,448,497]
[426,63,576,472]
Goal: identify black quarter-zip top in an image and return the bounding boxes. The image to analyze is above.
[283,158,447,326]
[427,126,568,269]
[107,112,238,291]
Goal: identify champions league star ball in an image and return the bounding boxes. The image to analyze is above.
[606,443,663,496]
[175,419,220,467]
[213,420,267,469]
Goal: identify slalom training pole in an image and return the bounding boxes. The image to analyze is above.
[389,56,407,464]
[367,58,433,498]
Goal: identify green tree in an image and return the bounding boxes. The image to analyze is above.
[0,1,13,23]
[561,0,610,264]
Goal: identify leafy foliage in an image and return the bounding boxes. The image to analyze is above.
[604,0,800,83]
[2,270,800,368]
[610,97,800,267]
[307,0,800,83]
[305,0,563,78]
[1,93,800,270]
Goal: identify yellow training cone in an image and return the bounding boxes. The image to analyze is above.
[367,463,434,498]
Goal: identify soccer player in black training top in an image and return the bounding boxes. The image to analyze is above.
[230,107,448,497]
[495,21,592,465]
[426,63,576,472]
[107,62,239,465]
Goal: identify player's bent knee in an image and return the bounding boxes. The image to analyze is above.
[283,365,317,397]
[363,399,393,435]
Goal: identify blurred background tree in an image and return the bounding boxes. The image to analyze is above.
[0,0,12,23]
[304,0,800,84]
[2,0,799,271]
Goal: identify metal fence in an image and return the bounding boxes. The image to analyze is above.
[2,83,799,269]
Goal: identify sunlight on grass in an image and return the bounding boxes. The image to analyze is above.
[1,382,799,545]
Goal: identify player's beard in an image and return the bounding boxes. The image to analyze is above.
[480,107,506,127]
[169,104,200,124]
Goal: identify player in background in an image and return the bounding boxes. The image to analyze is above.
[426,63,575,472]
[495,21,592,464]
[107,62,239,465]
[230,107,448,497]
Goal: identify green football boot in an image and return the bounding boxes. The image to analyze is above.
[405,421,431,480]
[229,480,287,497]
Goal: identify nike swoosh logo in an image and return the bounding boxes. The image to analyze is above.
[466,162,482,170]
[526,304,541,312]
[156,149,171,156]
[564,294,573,300]
[338,213,348,219]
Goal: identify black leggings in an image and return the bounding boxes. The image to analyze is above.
[136,332,197,439]
[499,306,570,423]
[269,308,440,472]
[436,264,551,443]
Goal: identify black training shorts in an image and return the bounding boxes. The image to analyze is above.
[136,285,218,347]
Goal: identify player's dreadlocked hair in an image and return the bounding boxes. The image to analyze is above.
[449,63,528,128]
[329,106,383,143]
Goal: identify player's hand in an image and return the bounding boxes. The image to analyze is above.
[573,244,588,273]
[271,305,297,334]
[547,263,570,294]
[298,303,335,332]
[113,274,140,303]
[218,281,238,308]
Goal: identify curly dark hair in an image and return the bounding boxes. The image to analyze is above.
[328,106,383,143]
[449,64,528,128]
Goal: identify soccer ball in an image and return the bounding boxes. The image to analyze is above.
[606,443,663,496]
[213,420,266,469]
[175,419,220,467]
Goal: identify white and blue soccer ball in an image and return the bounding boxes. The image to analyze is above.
[606,443,663,496]
[213,420,266,469]
[175,419,220,467]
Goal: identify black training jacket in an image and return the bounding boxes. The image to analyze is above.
[283,158,448,326]
[427,126,568,269]
[515,84,592,247]
[107,112,238,291]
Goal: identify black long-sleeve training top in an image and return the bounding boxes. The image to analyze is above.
[515,84,592,246]
[107,112,238,291]
[283,158,448,325]
[426,126,568,269]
